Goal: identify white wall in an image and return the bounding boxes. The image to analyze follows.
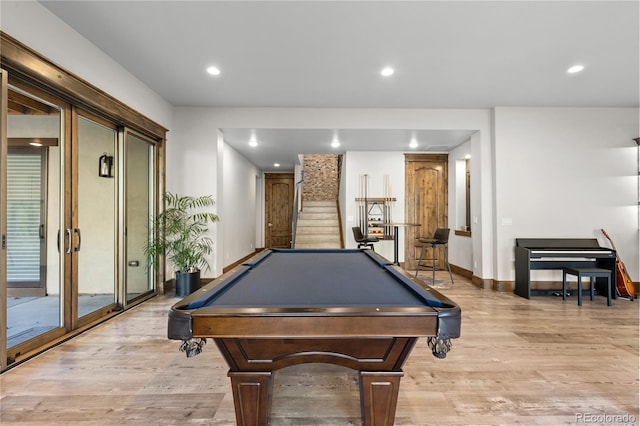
[1,1,174,130]
[168,108,221,275]
[222,142,260,268]
[494,107,639,282]
[448,139,473,271]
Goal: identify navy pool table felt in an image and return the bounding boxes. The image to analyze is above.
[181,249,453,309]
[169,249,461,342]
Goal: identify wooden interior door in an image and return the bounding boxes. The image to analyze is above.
[405,154,448,271]
[265,173,294,248]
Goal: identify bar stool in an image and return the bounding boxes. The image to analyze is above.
[562,267,612,306]
[414,228,454,284]
[352,226,379,251]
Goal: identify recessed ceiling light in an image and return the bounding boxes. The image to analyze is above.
[331,136,340,148]
[29,142,43,147]
[274,163,280,167]
[249,135,258,147]
[206,66,221,76]
[567,64,584,74]
[409,135,418,149]
[380,67,394,77]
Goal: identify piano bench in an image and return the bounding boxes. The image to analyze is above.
[562,267,612,307]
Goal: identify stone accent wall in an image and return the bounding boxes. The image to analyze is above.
[302,154,340,200]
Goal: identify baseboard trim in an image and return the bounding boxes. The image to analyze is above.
[450,264,472,279]
[468,275,515,293]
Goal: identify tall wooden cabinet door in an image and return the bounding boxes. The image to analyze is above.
[265,173,294,248]
[405,154,448,271]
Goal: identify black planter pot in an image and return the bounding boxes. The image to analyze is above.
[175,270,201,297]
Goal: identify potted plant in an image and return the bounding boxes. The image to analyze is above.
[146,192,220,297]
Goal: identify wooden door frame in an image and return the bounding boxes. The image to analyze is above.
[404,154,449,271]
[1,68,7,371]
[264,173,294,249]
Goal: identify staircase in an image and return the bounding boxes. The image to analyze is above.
[294,200,341,249]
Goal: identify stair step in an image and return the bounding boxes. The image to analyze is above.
[302,206,337,213]
[294,197,341,249]
[298,213,338,220]
[298,220,339,233]
[294,241,342,249]
[295,233,341,242]
[304,200,336,206]
[296,226,339,235]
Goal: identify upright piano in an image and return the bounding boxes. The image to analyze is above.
[515,238,616,299]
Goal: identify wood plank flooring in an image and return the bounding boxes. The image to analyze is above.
[1,272,638,425]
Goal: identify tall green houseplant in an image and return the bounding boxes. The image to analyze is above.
[146,193,219,296]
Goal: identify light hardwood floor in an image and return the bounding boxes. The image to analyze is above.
[1,272,638,425]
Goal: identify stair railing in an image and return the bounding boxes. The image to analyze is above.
[291,178,304,248]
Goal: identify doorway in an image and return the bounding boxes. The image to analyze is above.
[123,130,155,303]
[74,112,118,324]
[404,154,449,272]
[264,173,294,248]
[2,77,158,363]
[5,81,65,351]
[1,36,166,370]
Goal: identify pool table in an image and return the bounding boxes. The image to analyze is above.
[168,248,461,426]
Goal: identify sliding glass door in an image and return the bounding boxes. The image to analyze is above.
[75,113,118,323]
[5,82,65,353]
[3,81,157,360]
[1,35,166,370]
[124,130,155,303]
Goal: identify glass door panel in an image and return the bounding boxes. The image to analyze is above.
[5,85,63,349]
[125,131,154,302]
[76,115,117,319]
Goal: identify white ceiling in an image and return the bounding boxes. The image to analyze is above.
[39,1,639,170]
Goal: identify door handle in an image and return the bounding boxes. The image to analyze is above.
[74,228,81,252]
[39,224,45,239]
[65,228,72,254]
[268,223,273,227]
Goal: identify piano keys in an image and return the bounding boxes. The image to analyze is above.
[515,238,617,299]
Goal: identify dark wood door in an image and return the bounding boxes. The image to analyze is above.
[265,173,294,248]
[405,154,448,271]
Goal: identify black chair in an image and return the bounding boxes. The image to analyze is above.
[414,228,454,284]
[352,226,379,251]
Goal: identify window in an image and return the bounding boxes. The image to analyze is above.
[6,147,45,287]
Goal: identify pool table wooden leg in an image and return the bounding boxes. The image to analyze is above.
[359,371,404,426]
[228,371,272,426]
